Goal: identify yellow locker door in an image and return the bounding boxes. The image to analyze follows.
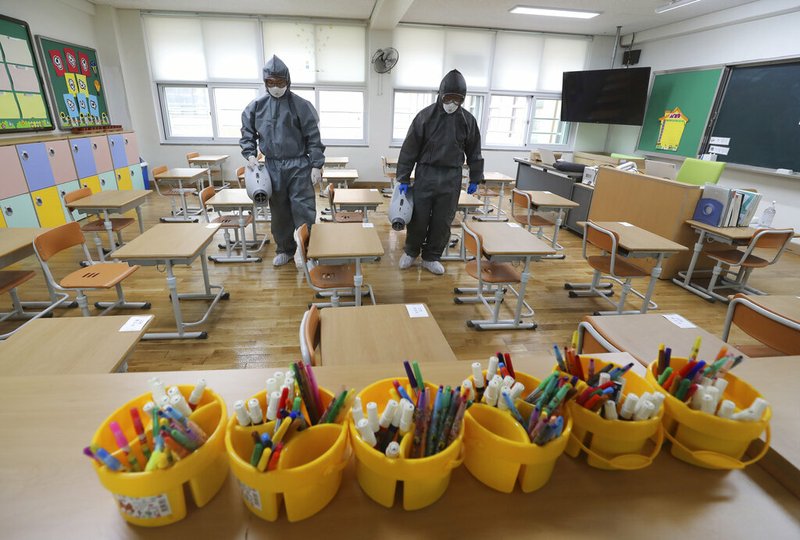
[31,186,68,227]
[80,175,102,194]
[0,209,6,228]
[115,167,132,190]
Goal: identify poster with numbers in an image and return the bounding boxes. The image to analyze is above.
[36,35,111,129]
[0,15,54,133]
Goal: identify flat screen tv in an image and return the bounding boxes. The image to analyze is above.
[561,67,651,126]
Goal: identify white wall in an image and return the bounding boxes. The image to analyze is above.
[606,7,800,236]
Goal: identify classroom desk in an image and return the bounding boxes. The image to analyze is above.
[474,171,514,222]
[0,315,153,374]
[456,222,556,330]
[188,154,229,189]
[329,188,384,223]
[65,190,150,253]
[513,157,583,199]
[112,224,228,340]
[518,190,580,258]
[154,168,208,222]
[205,189,268,263]
[722,294,800,356]
[568,221,688,315]
[306,223,384,307]
[324,156,349,168]
[442,191,484,261]
[322,168,359,189]
[577,313,748,367]
[319,303,457,365]
[1,356,797,538]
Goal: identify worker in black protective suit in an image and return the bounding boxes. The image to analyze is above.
[395,69,484,275]
[240,55,325,267]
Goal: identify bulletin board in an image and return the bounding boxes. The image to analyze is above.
[636,68,723,158]
[0,15,54,133]
[36,35,111,130]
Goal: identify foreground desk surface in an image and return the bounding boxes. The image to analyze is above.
[154,168,209,181]
[320,304,456,365]
[331,188,384,206]
[0,356,797,538]
[0,315,153,374]
[113,223,220,260]
[466,222,557,256]
[307,223,384,259]
[589,221,688,254]
[65,190,151,211]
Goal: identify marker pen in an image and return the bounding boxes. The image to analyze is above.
[482,378,500,407]
[691,386,706,410]
[403,360,418,395]
[399,399,415,435]
[169,394,193,418]
[274,371,285,388]
[700,394,716,415]
[156,395,170,411]
[462,379,475,402]
[650,392,665,413]
[109,421,140,472]
[717,400,735,419]
[501,375,515,390]
[604,400,618,420]
[234,400,251,426]
[257,446,273,472]
[705,386,721,411]
[487,356,499,382]
[352,396,365,424]
[366,402,380,432]
[497,387,511,411]
[95,447,126,472]
[188,379,206,410]
[129,408,151,459]
[379,400,399,432]
[619,393,639,420]
[162,432,190,459]
[598,372,611,386]
[266,391,280,422]
[149,377,167,404]
[713,377,729,395]
[357,418,377,446]
[633,401,655,421]
[471,362,485,392]
[385,441,401,458]
[247,398,264,425]
[267,442,284,471]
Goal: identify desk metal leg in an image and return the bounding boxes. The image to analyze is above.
[160,180,199,223]
[103,209,116,254]
[210,206,262,263]
[672,230,713,300]
[641,253,663,314]
[466,256,536,330]
[135,206,145,234]
[354,258,363,307]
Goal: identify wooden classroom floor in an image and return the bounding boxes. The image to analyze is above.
[2,190,797,371]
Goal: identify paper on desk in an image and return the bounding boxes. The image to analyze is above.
[405,304,429,318]
[619,222,634,227]
[508,223,521,228]
[120,315,152,332]
[362,223,374,228]
[663,313,697,329]
[370,188,378,191]
[206,224,218,229]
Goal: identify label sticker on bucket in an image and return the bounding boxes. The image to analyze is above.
[114,493,172,519]
[237,479,262,511]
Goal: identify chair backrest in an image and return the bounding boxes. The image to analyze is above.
[63,187,92,205]
[583,221,622,275]
[186,151,200,163]
[511,189,531,222]
[236,166,245,178]
[675,158,726,186]
[199,186,215,207]
[726,294,800,355]
[151,165,168,177]
[33,222,85,262]
[304,305,321,365]
[295,223,310,262]
[748,228,794,265]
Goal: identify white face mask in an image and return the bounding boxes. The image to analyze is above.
[268,86,287,98]
[443,102,459,114]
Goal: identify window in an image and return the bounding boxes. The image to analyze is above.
[529,98,568,145]
[318,90,363,141]
[392,91,484,143]
[161,86,212,138]
[485,95,529,147]
[213,88,258,139]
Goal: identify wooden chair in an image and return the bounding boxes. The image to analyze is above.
[198,186,254,260]
[705,228,794,302]
[321,185,363,223]
[293,223,376,308]
[722,293,800,356]
[380,156,396,197]
[453,224,534,327]
[63,187,135,262]
[185,151,200,164]
[299,305,321,365]
[0,271,69,340]
[32,222,149,317]
[151,164,197,220]
[567,221,653,315]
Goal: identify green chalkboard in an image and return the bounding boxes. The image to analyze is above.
[0,15,54,133]
[705,60,800,171]
[637,68,723,158]
[35,35,111,130]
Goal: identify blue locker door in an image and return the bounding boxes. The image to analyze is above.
[108,134,128,170]
[17,143,56,191]
[70,137,97,178]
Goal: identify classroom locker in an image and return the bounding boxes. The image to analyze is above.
[129,164,145,190]
[1,193,40,228]
[0,210,6,228]
[90,136,114,173]
[0,146,29,199]
[31,186,68,228]
[45,139,78,185]
[80,175,102,194]
[98,171,118,191]
[69,137,97,178]
[115,167,133,190]
[123,132,140,166]
[16,143,56,191]
[108,134,128,170]
[57,179,85,222]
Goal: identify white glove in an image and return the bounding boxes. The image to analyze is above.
[247,155,259,170]
[311,167,322,186]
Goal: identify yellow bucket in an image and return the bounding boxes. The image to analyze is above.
[225,388,350,522]
[646,358,771,470]
[562,357,664,470]
[349,378,464,511]
[463,370,572,493]
[91,385,228,527]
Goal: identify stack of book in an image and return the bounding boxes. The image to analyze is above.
[692,184,761,227]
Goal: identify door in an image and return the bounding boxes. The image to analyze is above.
[129,164,145,190]
[80,175,102,194]
[1,193,40,228]
[123,132,140,166]
[0,146,28,199]
[57,180,85,222]
[17,143,55,191]
[31,186,68,227]
[98,171,118,191]
[108,134,128,170]
[46,139,78,184]
[70,137,97,178]
[90,136,114,173]
[115,167,133,190]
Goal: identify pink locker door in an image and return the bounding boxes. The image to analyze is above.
[0,146,29,199]
[90,135,114,173]
[45,139,78,184]
[123,132,140,166]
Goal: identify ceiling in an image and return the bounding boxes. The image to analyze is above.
[91,0,761,35]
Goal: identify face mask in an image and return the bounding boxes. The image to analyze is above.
[443,102,459,114]
[268,86,287,98]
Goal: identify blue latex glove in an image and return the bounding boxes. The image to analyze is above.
[398,183,409,196]
[467,182,478,195]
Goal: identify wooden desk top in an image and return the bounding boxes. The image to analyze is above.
[320,304,456,365]
[0,357,797,538]
[465,222,557,257]
[112,223,220,260]
[206,189,254,207]
[686,220,760,241]
[188,155,229,164]
[522,190,580,209]
[65,190,151,210]
[324,157,349,165]
[307,223,384,259]
[322,169,359,179]
[155,168,209,181]
[0,315,153,374]
[582,313,747,367]
[457,191,484,208]
[0,228,43,266]
[332,189,384,206]
[483,171,514,182]
[590,221,688,253]
[733,294,800,325]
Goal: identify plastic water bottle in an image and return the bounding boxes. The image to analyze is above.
[759,201,776,228]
